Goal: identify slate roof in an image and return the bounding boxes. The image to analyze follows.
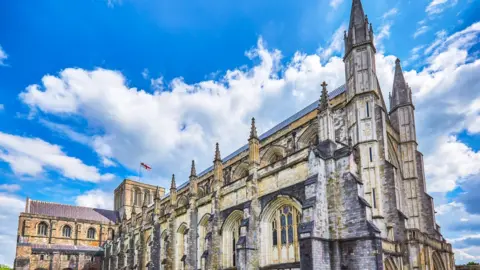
[28,200,119,224]
[176,85,346,190]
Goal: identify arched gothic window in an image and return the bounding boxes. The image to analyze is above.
[197,214,210,269]
[38,222,48,236]
[260,197,301,266]
[222,210,243,268]
[177,224,188,270]
[87,228,96,239]
[160,231,168,270]
[145,235,152,265]
[62,225,72,238]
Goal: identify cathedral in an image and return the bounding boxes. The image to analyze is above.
[14,0,455,269]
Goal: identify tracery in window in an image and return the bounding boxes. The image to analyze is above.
[62,225,72,238]
[38,222,48,236]
[221,210,243,268]
[260,197,301,266]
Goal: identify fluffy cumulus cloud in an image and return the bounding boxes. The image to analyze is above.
[0,132,114,182]
[0,193,25,266]
[13,19,480,264]
[425,136,480,193]
[75,189,113,210]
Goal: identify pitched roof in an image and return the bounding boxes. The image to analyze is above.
[28,200,119,224]
[175,84,346,190]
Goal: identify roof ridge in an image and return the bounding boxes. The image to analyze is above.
[30,199,115,212]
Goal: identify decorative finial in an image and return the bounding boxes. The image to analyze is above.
[396,58,401,64]
[250,117,258,140]
[190,160,197,177]
[214,142,221,162]
[170,174,176,190]
[319,81,329,110]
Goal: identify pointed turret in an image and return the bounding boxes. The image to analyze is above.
[390,58,412,110]
[189,160,198,196]
[249,117,258,140]
[213,143,224,187]
[170,174,177,205]
[214,142,221,162]
[249,118,260,165]
[319,81,329,111]
[345,0,374,57]
[190,160,197,178]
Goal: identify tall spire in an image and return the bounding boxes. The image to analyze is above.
[345,0,374,57]
[390,58,412,110]
[319,81,329,110]
[249,117,258,140]
[190,160,197,177]
[214,142,221,162]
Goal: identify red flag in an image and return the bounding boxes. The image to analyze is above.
[140,162,152,170]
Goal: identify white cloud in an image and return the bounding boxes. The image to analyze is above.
[76,189,113,209]
[317,23,347,61]
[0,184,21,192]
[0,45,7,66]
[19,37,349,186]
[382,8,398,19]
[425,136,480,193]
[426,0,458,16]
[329,0,344,9]
[0,193,25,266]
[150,76,164,91]
[413,25,430,39]
[0,132,114,182]
[142,68,149,79]
[40,119,117,167]
[375,8,399,52]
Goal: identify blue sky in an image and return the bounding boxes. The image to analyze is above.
[0,0,479,266]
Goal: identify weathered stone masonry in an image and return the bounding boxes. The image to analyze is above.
[15,1,454,269]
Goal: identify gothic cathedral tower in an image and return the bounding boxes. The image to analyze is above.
[343,0,385,221]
